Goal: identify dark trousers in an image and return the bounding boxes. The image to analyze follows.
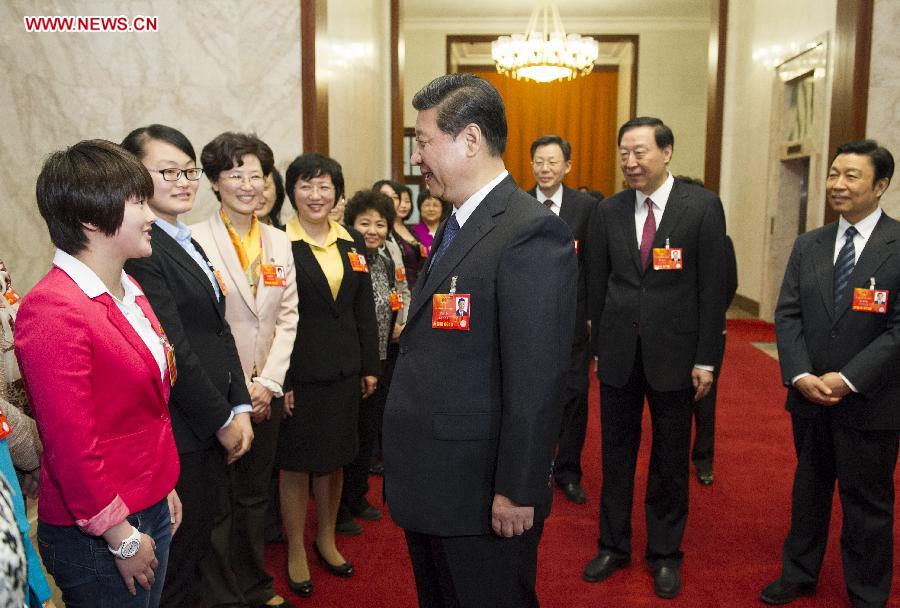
[161,446,223,608]
[781,413,898,608]
[553,335,590,486]
[228,399,283,606]
[691,334,724,473]
[598,347,693,567]
[404,521,543,608]
[342,358,390,511]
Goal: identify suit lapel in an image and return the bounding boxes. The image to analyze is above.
[98,292,166,401]
[209,214,256,314]
[152,225,223,320]
[559,186,576,225]
[834,215,897,323]
[812,224,839,321]
[407,178,509,323]
[653,183,688,250]
[614,191,643,274]
[294,240,339,312]
[334,239,360,308]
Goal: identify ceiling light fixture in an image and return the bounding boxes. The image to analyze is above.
[491,0,599,83]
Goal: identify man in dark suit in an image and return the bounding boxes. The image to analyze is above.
[125,218,254,607]
[582,117,727,598]
[526,134,597,505]
[761,140,898,608]
[383,74,577,608]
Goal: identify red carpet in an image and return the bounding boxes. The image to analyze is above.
[266,320,900,607]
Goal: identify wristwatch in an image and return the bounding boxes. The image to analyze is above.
[107,526,141,559]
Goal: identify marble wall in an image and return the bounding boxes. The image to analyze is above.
[719,0,837,314]
[867,0,900,216]
[402,16,711,185]
[0,0,303,292]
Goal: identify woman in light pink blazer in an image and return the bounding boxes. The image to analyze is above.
[15,140,181,608]
[191,133,298,608]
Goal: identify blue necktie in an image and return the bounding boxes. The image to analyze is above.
[833,225,858,310]
[428,215,460,272]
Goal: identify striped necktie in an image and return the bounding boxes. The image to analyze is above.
[428,215,460,272]
[833,225,858,310]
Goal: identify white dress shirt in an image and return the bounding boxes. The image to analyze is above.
[453,171,509,228]
[634,173,675,246]
[535,185,563,216]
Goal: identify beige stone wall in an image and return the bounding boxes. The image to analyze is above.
[0,0,302,292]
[867,0,900,216]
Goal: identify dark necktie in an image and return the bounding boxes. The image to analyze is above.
[428,214,460,272]
[833,225,858,310]
[543,199,554,209]
[639,198,657,268]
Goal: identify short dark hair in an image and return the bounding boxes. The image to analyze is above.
[200,132,274,201]
[268,167,286,229]
[674,175,705,188]
[284,153,345,210]
[617,116,674,151]
[120,124,197,162]
[416,188,452,221]
[412,73,507,156]
[344,189,396,229]
[36,139,154,255]
[530,135,571,161]
[834,140,895,186]
[372,179,402,197]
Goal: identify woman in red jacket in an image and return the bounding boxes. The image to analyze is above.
[15,139,181,608]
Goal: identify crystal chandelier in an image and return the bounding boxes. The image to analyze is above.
[491,1,599,83]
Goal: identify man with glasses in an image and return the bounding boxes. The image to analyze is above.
[526,135,598,505]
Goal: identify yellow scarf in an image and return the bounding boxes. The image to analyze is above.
[220,208,261,293]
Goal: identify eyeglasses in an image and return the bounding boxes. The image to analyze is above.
[225,173,265,186]
[151,168,204,181]
[532,160,562,169]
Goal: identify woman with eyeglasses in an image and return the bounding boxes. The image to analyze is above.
[121,125,255,607]
[190,132,298,608]
[275,153,379,598]
[15,139,180,608]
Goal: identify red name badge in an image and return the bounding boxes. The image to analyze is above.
[419,244,430,258]
[395,266,407,283]
[852,288,889,314]
[212,268,229,296]
[432,293,471,331]
[261,263,286,287]
[574,239,580,253]
[348,251,369,273]
[652,247,683,270]
[3,289,20,306]
[0,411,11,440]
[389,289,402,312]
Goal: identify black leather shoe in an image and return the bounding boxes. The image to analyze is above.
[313,542,354,578]
[759,578,816,605]
[653,565,682,599]
[697,470,714,486]
[558,482,587,504]
[335,518,363,536]
[348,500,382,521]
[286,565,313,597]
[582,552,630,583]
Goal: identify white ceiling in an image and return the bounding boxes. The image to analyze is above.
[401,0,711,21]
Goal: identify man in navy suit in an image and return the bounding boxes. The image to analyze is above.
[526,134,597,505]
[383,74,576,608]
[762,140,898,608]
[583,117,727,598]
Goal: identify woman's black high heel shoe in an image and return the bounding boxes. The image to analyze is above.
[313,542,354,578]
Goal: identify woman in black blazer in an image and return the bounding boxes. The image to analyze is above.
[276,153,379,598]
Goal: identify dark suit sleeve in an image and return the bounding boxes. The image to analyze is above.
[774,238,813,385]
[493,213,577,506]
[725,235,738,307]
[841,283,900,395]
[126,256,232,441]
[694,196,728,367]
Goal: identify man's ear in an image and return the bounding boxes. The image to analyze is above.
[461,123,482,157]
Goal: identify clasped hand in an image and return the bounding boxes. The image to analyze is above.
[794,372,850,406]
[491,493,534,538]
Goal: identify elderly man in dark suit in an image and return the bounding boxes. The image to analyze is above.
[582,117,727,599]
[526,134,598,505]
[761,140,898,608]
[383,74,577,608]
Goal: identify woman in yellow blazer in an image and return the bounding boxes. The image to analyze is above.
[191,132,299,608]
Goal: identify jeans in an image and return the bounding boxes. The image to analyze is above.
[37,498,172,608]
